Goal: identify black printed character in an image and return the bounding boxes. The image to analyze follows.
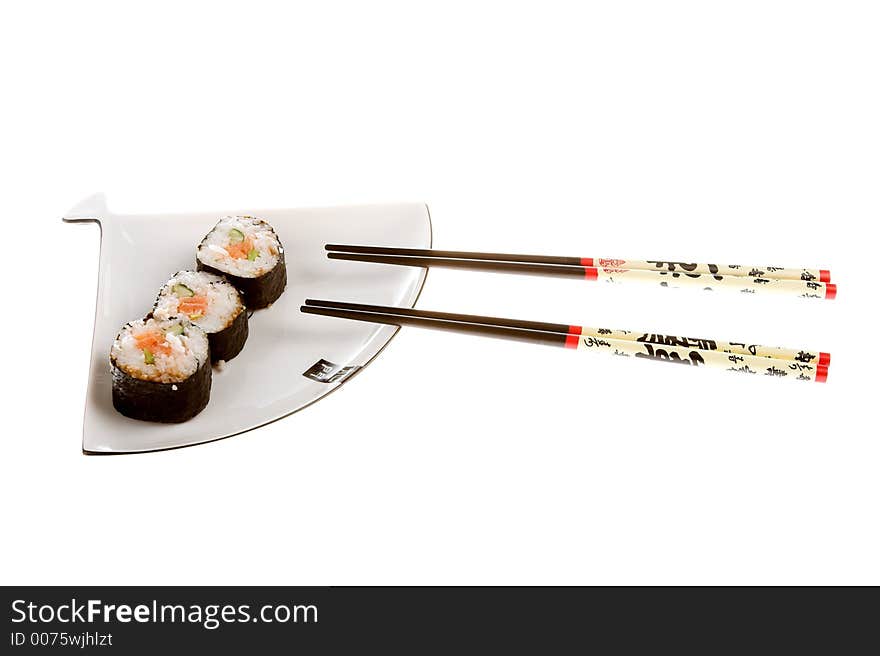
[647,260,678,271]
[647,261,701,273]
[801,270,817,281]
[692,338,717,351]
[795,351,816,363]
[634,343,700,366]
[707,263,723,281]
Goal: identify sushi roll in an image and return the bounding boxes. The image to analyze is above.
[196,215,287,309]
[110,316,211,423]
[153,270,249,363]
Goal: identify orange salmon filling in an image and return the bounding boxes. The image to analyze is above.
[178,295,209,317]
[227,236,255,259]
[133,330,173,356]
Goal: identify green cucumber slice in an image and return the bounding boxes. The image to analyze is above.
[143,348,155,365]
[247,248,259,261]
[172,283,195,298]
[167,324,185,336]
[229,228,245,244]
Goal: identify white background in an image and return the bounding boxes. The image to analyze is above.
[2,1,878,585]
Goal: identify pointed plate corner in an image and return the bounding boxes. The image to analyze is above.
[74,201,432,454]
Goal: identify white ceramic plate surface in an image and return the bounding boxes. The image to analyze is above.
[65,194,431,454]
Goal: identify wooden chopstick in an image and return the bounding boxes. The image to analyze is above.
[301,300,829,383]
[303,299,829,366]
[325,244,831,283]
[326,250,836,300]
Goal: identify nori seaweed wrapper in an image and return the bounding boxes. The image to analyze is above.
[196,220,287,309]
[208,305,249,362]
[151,273,250,363]
[197,250,287,310]
[111,358,212,423]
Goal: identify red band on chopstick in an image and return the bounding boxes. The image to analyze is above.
[580,257,594,267]
[819,352,831,367]
[820,269,831,283]
[825,283,837,300]
[584,267,598,281]
[564,325,582,349]
[815,365,829,383]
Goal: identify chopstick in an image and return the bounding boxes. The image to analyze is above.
[304,299,830,366]
[325,246,836,300]
[326,244,831,282]
[301,300,829,383]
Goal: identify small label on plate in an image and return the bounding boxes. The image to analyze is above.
[303,359,361,384]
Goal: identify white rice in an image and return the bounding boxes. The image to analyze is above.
[153,270,244,333]
[110,317,209,384]
[196,215,282,278]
